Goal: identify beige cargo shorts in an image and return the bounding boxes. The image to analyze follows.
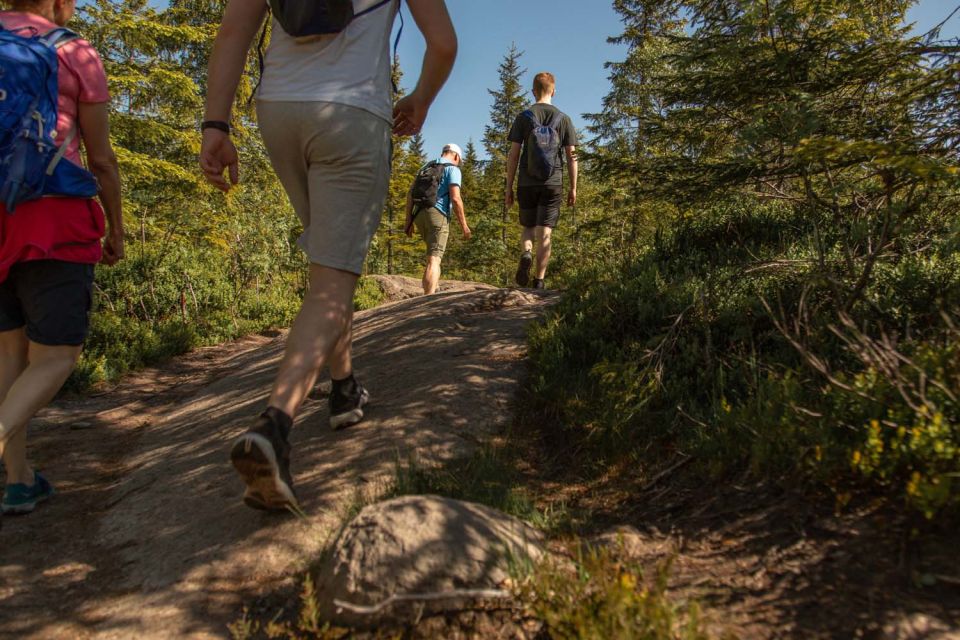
[257,101,391,275]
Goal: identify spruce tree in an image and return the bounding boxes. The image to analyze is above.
[616,0,959,306]
[409,133,427,162]
[481,44,527,281]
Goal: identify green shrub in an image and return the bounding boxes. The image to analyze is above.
[389,448,564,533]
[353,276,385,311]
[515,547,708,640]
[529,197,960,519]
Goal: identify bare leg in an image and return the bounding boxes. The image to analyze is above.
[0,328,28,404]
[0,338,81,483]
[521,227,535,254]
[534,225,553,280]
[327,311,354,381]
[422,256,442,295]
[267,264,358,420]
[0,330,29,484]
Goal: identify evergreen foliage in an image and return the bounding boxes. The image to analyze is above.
[531,0,960,520]
[11,0,957,521]
[62,0,305,387]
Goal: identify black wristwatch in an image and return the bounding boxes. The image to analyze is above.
[201,120,231,134]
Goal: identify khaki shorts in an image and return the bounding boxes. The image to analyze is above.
[414,207,450,259]
[256,101,391,275]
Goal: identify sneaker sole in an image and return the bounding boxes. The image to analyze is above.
[1,501,37,515]
[330,389,370,430]
[1,489,53,515]
[230,433,298,512]
[515,254,533,288]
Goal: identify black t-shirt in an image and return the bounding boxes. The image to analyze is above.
[508,103,578,188]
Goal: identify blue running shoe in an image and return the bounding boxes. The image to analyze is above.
[2,471,55,515]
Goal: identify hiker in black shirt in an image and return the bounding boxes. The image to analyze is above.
[505,71,578,290]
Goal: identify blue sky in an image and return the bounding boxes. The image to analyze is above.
[396,0,960,161]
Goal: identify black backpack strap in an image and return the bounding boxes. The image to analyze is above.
[249,13,270,106]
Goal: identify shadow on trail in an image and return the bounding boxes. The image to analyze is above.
[578,471,960,638]
[0,286,556,639]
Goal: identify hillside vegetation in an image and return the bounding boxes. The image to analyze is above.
[530,0,959,521]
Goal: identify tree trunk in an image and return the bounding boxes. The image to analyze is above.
[387,202,394,275]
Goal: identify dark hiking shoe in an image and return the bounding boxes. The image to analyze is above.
[230,410,298,512]
[329,376,370,430]
[2,471,55,515]
[515,251,533,287]
[533,278,546,290]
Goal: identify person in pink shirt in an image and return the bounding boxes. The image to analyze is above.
[0,0,124,518]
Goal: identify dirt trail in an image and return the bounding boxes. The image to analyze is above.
[0,278,556,639]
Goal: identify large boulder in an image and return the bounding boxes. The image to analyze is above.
[317,495,546,627]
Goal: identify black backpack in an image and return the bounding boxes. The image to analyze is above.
[524,108,562,181]
[269,0,392,37]
[410,161,447,211]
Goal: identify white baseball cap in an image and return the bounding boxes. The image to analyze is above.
[442,143,464,161]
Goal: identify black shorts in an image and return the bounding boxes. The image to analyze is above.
[517,185,563,229]
[0,260,95,346]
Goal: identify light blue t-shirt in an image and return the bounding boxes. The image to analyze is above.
[427,157,462,218]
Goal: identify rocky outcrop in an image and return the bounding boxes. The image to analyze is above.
[317,495,546,627]
[369,274,495,303]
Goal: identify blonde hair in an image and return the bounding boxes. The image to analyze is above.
[532,72,556,99]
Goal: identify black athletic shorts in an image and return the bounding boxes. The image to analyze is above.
[517,185,563,229]
[0,260,95,346]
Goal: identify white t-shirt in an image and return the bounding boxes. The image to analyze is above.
[256,0,399,124]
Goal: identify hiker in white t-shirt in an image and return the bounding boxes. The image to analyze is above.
[199,0,457,512]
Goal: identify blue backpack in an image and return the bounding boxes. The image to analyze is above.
[524,108,562,182]
[0,24,98,213]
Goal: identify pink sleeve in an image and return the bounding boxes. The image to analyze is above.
[62,39,110,104]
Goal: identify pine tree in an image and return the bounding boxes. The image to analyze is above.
[409,133,427,162]
[370,56,424,276]
[460,139,482,199]
[481,44,527,282]
[583,0,683,255]
[606,0,960,307]
[482,43,527,187]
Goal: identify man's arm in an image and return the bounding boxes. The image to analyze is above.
[199,0,268,191]
[78,102,124,265]
[504,141,522,209]
[393,0,457,136]
[565,146,578,207]
[449,185,470,240]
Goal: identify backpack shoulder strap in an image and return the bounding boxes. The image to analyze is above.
[42,27,80,49]
[354,0,395,19]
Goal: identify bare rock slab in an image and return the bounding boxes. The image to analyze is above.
[318,495,546,627]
